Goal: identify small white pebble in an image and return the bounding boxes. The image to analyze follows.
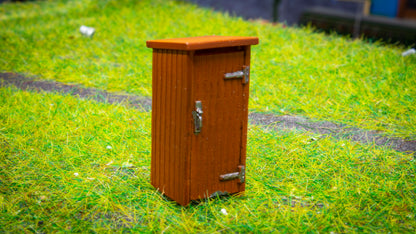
[74,172,79,176]
[220,208,228,215]
[106,145,112,150]
[402,48,415,56]
[122,162,134,168]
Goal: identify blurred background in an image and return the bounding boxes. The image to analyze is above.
[1,0,415,44]
[188,0,416,45]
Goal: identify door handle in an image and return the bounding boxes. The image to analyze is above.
[192,101,203,135]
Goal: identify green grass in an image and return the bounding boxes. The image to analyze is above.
[1,87,415,232]
[0,0,415,138]
[1,0,416,232]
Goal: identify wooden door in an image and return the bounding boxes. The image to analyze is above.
[190,47,249,200]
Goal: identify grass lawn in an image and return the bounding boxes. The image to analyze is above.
[1,87,415,232]
[1,0,416,232]
[0,0,415,138]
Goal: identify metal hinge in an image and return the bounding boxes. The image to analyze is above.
[219,165,245,183]
[192,101,203,135]
[224,66,250,84]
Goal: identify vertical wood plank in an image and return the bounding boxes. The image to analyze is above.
[151,49,192,206]
[165,50,172,197]
[239,45,252,192]
[190,48,246,200]
[184,51,194,205]
[151,50,156,187]
[151,44,254,205]
[173,50,180,203]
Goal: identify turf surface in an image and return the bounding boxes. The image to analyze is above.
[1,0,416,232]
[0,0,415,138]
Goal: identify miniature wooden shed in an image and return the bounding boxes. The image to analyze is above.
[146,36,259,206]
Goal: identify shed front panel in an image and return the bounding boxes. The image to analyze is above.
[190,47,248,199]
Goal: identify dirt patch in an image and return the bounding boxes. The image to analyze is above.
[249,113,416,154]
[1,72,414,155]
[0,72,152,111]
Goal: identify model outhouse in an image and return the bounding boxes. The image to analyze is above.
[146,36,259,205]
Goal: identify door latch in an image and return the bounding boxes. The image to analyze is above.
[192,101,203,135]
[224,66,250,84]
[220,165,245,183]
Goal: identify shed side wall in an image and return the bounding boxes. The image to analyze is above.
[151,49,190,205]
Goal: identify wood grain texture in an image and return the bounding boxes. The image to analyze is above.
[148,37,257,205]
[147,36,258,51]
[190,47,246,200]
[151,49,191,205]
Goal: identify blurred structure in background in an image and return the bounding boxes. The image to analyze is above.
[2,0,414,45]
[187,0,360,24]
[398,0,416,19]
[300,0,416,45]
[188,0,416,45]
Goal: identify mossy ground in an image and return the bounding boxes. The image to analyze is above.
[1,87,415,232]
[1,0,415,138]
[1,0,415,232]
